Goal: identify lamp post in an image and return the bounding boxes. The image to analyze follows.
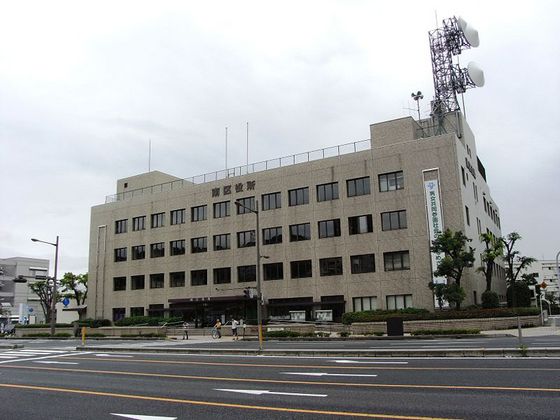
[235,199,263,351]
[31,236,59,336]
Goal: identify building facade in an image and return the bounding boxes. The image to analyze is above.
[87,112,505,325]
[0,257,49,323]
[514,259,560,306]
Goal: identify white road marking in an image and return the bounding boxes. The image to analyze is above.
[0,350,91,364]
[215,388,327,397]
[34,361,79,365]
[282,372,378,377]
[111,414,177,420]
[332,359,408,364]
[95,353,134,358]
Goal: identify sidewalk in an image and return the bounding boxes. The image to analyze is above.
[481,325,560,337]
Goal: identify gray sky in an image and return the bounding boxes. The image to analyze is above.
[1,0,559,276]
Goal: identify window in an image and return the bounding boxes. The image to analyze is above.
[350,254,376,274]
[465,205,470,226]
[191,237,207,253]
[347,177,371,197]
[236,196,255,214]
[191,270,207,286]
[131,245,145,260]
[113,276,126,291]
[378,171,404,192]
[131,275,145,290]
[289,223,311,241]
[288,187,309,206]
[213,201,230,218]
[263,226,283,245]
[383,251,410,271]
[149,304,165,317]
[353,296,377,312]
[317,182,339,202]
[319,257,343,276]
[263,262,283,281]
[170,209,186,225]
[318,219,341,238]
[461,167,466,186]
[381,210,407,231]
[237,265,256,283]
[114,247,127,262]
[151,212,165,228]
[115,219,127,234]
[477,217,482,235]
[213,267,231,284]
[291,260,312,279]
[132,216,145,231]
[170,271,185,287]
[262,192,281,210]
[473,182,478,202]
[349,215,373,235]
[130,307,144,317]
[213,234,231,251]
[150,242,165,258]
[112,308,125,322]
[191,205,207,222]
[386,294,413,310]
[150,273,164,289]
[170,239,185,256]
[237,230,256,248]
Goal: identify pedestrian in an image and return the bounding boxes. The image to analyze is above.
[214,319,222,338]
[231,317,239,340]
[182,321,189,340]
[72,321,80,338]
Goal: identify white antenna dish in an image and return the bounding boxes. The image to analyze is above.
[457,16,480,48]
[467,62,485,87]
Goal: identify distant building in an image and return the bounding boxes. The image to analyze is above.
[0,257,49,323]
[514,259,560,305]
[87,111,505,324]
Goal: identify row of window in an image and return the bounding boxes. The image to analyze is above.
[114,171,405,234]
[111,292,413,321]
[114,211,408,261]
[112,251,411,291]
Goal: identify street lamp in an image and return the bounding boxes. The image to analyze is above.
[31,236,59,336]
[234,199,264,351]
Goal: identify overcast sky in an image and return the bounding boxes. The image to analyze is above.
[1,0,559,276]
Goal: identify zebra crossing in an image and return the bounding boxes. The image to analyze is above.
[0,348,82,364]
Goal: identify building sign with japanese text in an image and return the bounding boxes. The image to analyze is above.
[212,180,256,198]
[424,179,446,285]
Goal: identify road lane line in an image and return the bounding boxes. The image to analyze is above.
[282,372,378,377]
[3,364,560,393]
[215,388,327,397]
[0,383,458,419]
[0,351,90,365]
[61,356,560,371]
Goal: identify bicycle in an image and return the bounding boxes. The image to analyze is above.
[211,327,221,339]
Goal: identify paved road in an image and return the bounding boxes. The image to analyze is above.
[0,345,559,419]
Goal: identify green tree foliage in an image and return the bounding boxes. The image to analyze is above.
[506,282,532,307]
[59,272,88,320]
[429,229,475,309]
[429,282,446,310]
[28,280,57,322]
[481,290,499,309]
[500,232,536,307]
[477,232,504,291]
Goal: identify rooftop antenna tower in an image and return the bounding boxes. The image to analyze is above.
[411,91,424,120]
[429,16,484,134]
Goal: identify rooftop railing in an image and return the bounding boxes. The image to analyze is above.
[105,139,371,203]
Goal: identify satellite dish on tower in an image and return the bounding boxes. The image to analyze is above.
[467,61,485,87]
[457,16,480,47]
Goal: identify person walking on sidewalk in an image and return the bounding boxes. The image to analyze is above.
[214,319,222,338]
[231,317,239,340]
[182,321,189,340]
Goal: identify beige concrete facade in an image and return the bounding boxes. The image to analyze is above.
[87,112,505,324]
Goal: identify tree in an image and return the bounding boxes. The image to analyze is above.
[477,232,504,292]
[501,232,536,307]
[430,229,475,309]
[28,280,57,323]
[429,282,446,310]
[59,273,88,320]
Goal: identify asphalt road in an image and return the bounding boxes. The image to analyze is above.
[0,343,559,419]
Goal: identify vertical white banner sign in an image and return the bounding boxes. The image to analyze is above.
[424,179,446,285]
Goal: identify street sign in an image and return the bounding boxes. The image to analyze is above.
[62,297,70,307]
[540,282,547,289]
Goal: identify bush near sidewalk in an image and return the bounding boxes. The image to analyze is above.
[114,316,182,326]
[341,307,540,324]
[411,329,480,336]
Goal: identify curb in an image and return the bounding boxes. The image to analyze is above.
[0,344,24,349]
[75,346,560,358]
[243,334,512,341]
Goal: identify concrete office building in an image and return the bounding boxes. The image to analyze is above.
[0,257,49,323]
[87,111,505,324]
[514,259,560,305]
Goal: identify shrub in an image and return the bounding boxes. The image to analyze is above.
[339,331,350,337]
[120,333,166,338]
[411,329,480,335]
[342,307,540,324]
[481,290,500,308]
[85,333,106,338]
[16,323,72,329]
[23,333,52,337]
[80,319,112,328]
[507,283,532,307]
[114,316,182,327]
[54,332,72,338]
[264,330,301,338]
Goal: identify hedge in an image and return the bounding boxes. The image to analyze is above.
[114,316,182,327]
[411,329,480,336]
[16,323,73,329]
[341,307,540,324]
